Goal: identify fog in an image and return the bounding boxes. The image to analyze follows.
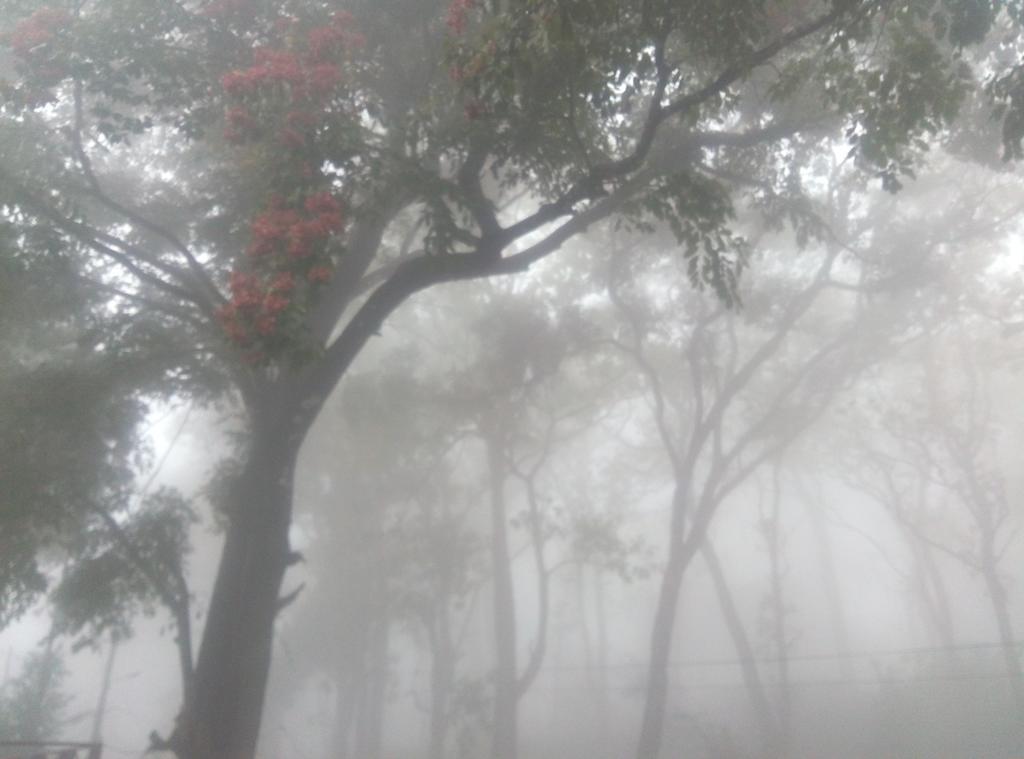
[2,2,1024,758]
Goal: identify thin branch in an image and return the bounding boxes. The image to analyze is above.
[71,79,224,311]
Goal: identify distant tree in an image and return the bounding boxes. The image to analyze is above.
[848,332,1024,718]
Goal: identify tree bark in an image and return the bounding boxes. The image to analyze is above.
[172,417,298,759]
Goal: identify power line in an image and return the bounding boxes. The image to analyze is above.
[539,639,1024,673]
[533,669,1023,695]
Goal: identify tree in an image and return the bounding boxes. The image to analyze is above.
[849,332,1024,717]
[0,643,71,744]
[1,1,1019,756]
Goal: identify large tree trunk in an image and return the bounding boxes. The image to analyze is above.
[486,431,519,759]
[173,422,298,759]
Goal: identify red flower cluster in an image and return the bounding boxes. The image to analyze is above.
[307,12,365,61]
[219,271,288,341]
[221,49,306,96]
[220,12,362,109]
[219,192,342,357]
[247,192,342,259]
[2,5,72,96]
[7,6,70,58]
[219,21,358,146]
[446,0,476,35]
[217,14,360,360]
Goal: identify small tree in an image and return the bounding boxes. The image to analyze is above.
[0,644,71,744]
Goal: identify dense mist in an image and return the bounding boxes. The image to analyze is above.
[1,1,1023,758]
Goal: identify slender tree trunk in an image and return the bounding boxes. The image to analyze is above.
[800,483,853,679]
[907,536,957,656]
[763,471,791,754]
[577,562,594,680]
[979,550,1024,718]
[635,485,697,759]
[486,431,519,759]
[173,421,298,759]
[635,545,687,759]
[90,635,118,746]
[429,608,455,759]
[356,616,389,759]
[700,542,779,758]
[593,568,610,746]
[331,612,369,759]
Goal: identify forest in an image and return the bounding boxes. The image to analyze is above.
[1,0,1023,757]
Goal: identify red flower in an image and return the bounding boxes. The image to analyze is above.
[256,314,278,336]
[307,265,334,284]
[306,63,342,98]
[7,7,70,58]
[252,49,304,86]
[307,26,345,62]
[286,220,318,258]
[307,12,365,61]
[270,271,295,292]
[222,49,305,98]
[304,191,341,216]
[263,292,290,315]
[446,0,476,35]
[249,206,302,256]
